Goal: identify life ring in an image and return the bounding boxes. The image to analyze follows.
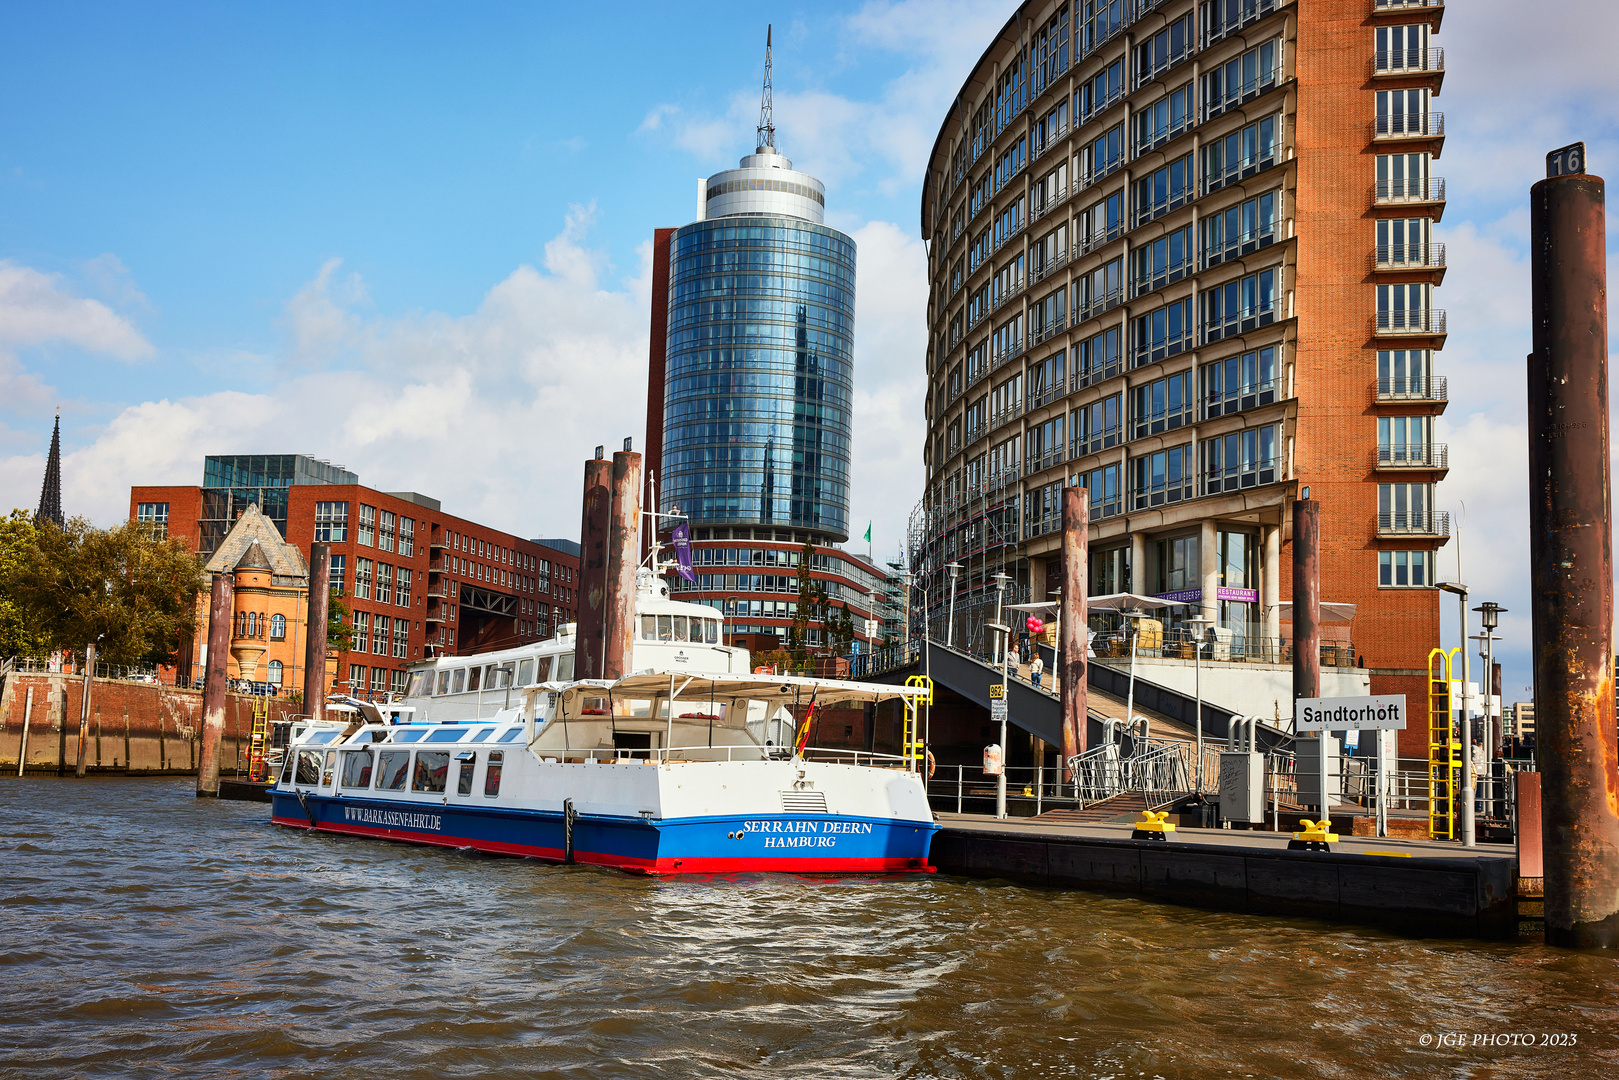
[926,749,937,780]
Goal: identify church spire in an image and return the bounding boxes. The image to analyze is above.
[756,24,776,153]
[35,409,63,528]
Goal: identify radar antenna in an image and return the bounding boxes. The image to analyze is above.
[756,25,775,153]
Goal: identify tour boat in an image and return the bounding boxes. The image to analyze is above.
[269,668,937,873]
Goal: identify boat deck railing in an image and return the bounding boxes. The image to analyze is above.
[531,743,914,769]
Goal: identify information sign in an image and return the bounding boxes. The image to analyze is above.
[1547,142,1586,178]
[988,683,1005,699]
[1294,695,1408,732]
[990,699,1008,723]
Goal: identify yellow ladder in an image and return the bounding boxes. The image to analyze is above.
[1427,648,1460,840]
[247,696,271,782]
[903,676,934,773]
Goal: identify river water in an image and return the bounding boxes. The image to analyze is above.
[2,777,1616,1079]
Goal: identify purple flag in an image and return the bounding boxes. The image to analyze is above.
[672,521,696,581]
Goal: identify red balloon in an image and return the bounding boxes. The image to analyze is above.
[1026,616,1044,633]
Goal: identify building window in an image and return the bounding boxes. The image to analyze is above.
[1201,345,1280,418]
[379,510,396,553]
[1079,123,1125,186]
[1377,217,1434,267]
[358,504,376,546]
[1378,415,1434,464]
[270,614,286,641]
[1130,225,1193,297]
[1200,425,1280,492]
[349,664,367,692]
[399,517,414,557]
[354,558,373,601]
[1376,152,1433,202]
[393,619,409,659]
[1201,267,1280,343]
[1076,257,1123,320]
[1073,393,1122,456]
[1201,190,1279,268]
[1378,349,1432,397]
[1149,533,1198,595]
[354,612,370,654]
[1379,482,1434,532]
[1132,298,1194,366]
[396,567,412,607]
[1079,191,1123,252]
[371,668,387,694]
[1132,154,1194,227]
[1077,464,1122,520]
[373,616,391,656]
[314,502,348,544]
[328,554,345,596]
[1380,550,1431,587]
[1131,373,1194,439]
[390,669,407,694]
[1203,38,1281,121]
[377,564,394,606]
[1135,11,1191,83]
[1135,83,1194,155]
[1131,445,1195,510]
[1202,115,1280,194]
[1076,326,1122,388]
[135,502,169,536]
[1377,282,1432,331]
[267,660,283,686]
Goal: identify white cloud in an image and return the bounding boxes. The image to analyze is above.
[0,260,154,363]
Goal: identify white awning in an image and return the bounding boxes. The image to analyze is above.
[1276,601,1358,623]
[534,669,930,711]
[1009,592,1178,615]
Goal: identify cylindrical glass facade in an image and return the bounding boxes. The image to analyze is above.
[661,216,856,542]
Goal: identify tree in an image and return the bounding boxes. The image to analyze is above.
[3,516,206,665]
[328,592,358,654]
[0,510,51,658]
[786,539,818,665]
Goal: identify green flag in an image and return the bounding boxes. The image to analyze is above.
[863,522,872,543]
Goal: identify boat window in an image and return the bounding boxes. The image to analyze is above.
[436,670,450,695]
[467,667,482,692]
[393,729,427,743]
[485,751,503,796]
[673,616,689,643]
[407,671,429,697]
[457,754,477,796]
[412,752,450,793]
[280,755,296,784]
[556,654,574,680]
[294,750,323,786]
[641,614,656,640]
[340,749,373,789]
[378,750,411,790]
[451,669,466,694]
[426,728,468,743]
[307,730,341,745]
[536,656,553,681]
[488,665,510,690]
[498,728,524,743]
[657,615,673,641]
[516,659,533,685]
[473,727,495,742]
[320,751,337,787]
[708,619,721,644]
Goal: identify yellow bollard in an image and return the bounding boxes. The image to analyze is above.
[1131,810,1176,841]
[1288,817,1339,852]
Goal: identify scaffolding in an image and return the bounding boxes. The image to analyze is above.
[907,463,1027,655]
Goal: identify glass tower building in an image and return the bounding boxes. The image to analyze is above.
[659,149,857,544]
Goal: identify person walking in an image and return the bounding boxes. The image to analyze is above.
[1030,654,1044,690]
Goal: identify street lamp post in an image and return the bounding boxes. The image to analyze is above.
[1185,615,1214,794]
[1473,601,1506,822]
[991,571,1012,819]
[1438,581,1474,847]
[992,572,1010,667]
[946,562,962,649]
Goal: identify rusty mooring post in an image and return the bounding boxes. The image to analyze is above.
[198,571,233,794]
[1528,166,1619,948]
[605,447,643,681]
[1291,498,1321,700]
[1060,486,1089,778]
[575,450,613,680]
[74,641,96,778]
[302,543,331,722]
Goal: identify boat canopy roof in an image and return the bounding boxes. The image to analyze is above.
[537,669,929,711]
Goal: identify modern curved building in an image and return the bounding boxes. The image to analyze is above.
[645,37,886,652]
[917,0,1448,748]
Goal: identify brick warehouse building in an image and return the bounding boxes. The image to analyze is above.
[131,455,579,696]
[916,0,1448,755]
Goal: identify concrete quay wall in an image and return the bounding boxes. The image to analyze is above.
[0,672,303,776]
[932,826,1517,941]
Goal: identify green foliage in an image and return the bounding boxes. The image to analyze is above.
[3,515,206,665]
[327,592,358,654]
[0,510,51,657]
[784,539,859,661]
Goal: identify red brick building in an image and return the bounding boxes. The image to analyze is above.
[131,454,579,695]
[917,0,1448,755]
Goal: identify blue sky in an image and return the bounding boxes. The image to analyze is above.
[4,0,1619,700]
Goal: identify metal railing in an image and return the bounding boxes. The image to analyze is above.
[1376,374,1446,400]
[1374,47,1444,73]
[1204,0,1279,47]
[1376,442,1448,468]
[1029,184,1072,224]
[1374,309,1446,334]
[1029,248,1069,284]
[1374,0,1443,9]
[1089,630,1360,668]
[1374,112,1445,138]
[1374,176,1445,203]
[1377,509,1450,536]
[1375,243,1445,268]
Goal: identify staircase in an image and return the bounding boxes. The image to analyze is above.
[1034,791,1150,824]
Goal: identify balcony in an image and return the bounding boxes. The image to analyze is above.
[1374,242,1446,271]
[1029,312,1069,347]
[988,399,1023,433]
[1135,112,1196,157]
[1378,510,1449,537]
[1374,309,1446,336]
[1026,381,1065,412]
[1029,248,1069,285]
[1077,286,1124,323]
[1029,184,1072,225]
[1376,375,1447,401]
[430,537,450,550]
[1374,177,1446,205]
[1373,112,1445,140]
[1026,445,1067,476]
[1373,47,1444,75]
[1376,443,1448,469]
[1031,122,1070,165]
[1204,0,1280,48]
[1079,219,1126,255]
[1374,0,1443,9]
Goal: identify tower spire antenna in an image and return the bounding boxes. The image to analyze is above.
[756,24,775,153]
[35,408,63,528]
